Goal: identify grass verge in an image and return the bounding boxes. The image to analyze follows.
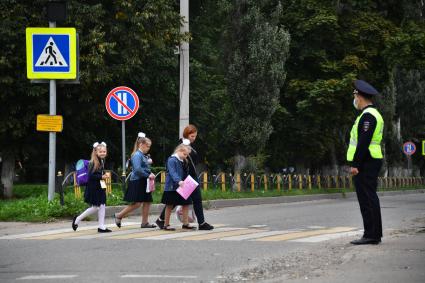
[0,184,424,222]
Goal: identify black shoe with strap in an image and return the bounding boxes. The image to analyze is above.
[72,216,78,231]
[155,218,165,229]
[350,237,381,245]
[141,223,157,228]
[198,222,214,230]
[114,213,122,228]
[182,224,197,230]
[98,228,112,233]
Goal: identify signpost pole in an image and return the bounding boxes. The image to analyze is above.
[48,20,57,202]
[179,0,189,138]
[122,121,126,192]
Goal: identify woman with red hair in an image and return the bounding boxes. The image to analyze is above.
[156,124,214,230]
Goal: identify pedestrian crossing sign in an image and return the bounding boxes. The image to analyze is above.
[26,27,77,79]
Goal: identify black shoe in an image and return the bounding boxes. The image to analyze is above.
[198,222,214,230]
[72,216,78,231]
[98,228,112,233]
[140,223,157,228]
[156,218,165,229]
[350,237,380,245]
[114,213,122,228]
[182,224,197,230]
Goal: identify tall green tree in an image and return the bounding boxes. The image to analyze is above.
[223,1,290,162]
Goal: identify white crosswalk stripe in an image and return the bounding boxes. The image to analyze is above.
[290,230,362,243]
[220,230,303,241]
[0,224,362,243]
[140,227,241,240]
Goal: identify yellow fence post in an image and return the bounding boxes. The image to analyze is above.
[202,172,208,191]
[160,171,166,192]
[73,172,81,199]
[277,175,281,191]
[299,174,303,190]
[288,175,292,191]
[221,173,226,192]
[236,173,241,192]
[263,175,268,191]
[250,174,255,192]
[317,175,321,189]
[105,170,112,195]
[307,175,312,190]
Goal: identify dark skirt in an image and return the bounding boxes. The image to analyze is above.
[161,191,192,206]
[123,178,153,203]
[84,185,106,206]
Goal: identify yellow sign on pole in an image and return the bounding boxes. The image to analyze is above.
[26,27,77,79]
[36,115,63,132]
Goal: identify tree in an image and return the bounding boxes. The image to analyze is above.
[0,0,184,197]
[223,0,290,163]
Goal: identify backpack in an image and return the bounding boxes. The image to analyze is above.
[75,159,90,186]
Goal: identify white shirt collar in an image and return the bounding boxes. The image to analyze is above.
[172,153,183,162]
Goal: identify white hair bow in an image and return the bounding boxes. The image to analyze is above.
[182,139,191,145]
[93,142,107,148]
[138,132,146,138]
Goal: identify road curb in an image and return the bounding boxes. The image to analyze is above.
[105,189,425,217]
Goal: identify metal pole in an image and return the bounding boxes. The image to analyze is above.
[122,121,126,191]
[48,21,57,202]
[122,121,126,172]
[179,0,189,138]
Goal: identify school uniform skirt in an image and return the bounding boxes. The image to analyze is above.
[161,191,192,206]
[84,185,106,206]
[123,178,153,203]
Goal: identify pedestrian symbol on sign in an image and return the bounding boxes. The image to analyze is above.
[35,37,67,67]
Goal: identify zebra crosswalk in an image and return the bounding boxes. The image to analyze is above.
[0,222,362,243]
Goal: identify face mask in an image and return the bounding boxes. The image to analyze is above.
[353,98,359,110]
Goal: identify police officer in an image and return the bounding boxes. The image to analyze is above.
[347,80,384,245]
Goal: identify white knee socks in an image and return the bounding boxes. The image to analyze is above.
[76,206,99,224]
[76,205,107,229]
[98,204,106,230]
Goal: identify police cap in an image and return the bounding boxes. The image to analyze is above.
[354,80,379,97]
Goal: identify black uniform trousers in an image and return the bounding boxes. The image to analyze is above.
[159,186,205,224]
[353,158,383,240]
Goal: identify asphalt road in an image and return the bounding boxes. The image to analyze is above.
[1,192,424,282]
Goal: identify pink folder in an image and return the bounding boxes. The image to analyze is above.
[146,178,155,193]
[176,175,199,200]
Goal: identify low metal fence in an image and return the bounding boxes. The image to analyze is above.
[56,170,425,204]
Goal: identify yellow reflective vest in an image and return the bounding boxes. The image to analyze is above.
[347,107,384,161]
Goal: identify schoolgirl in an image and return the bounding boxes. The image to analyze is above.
[72,142,111,233]
[156,124,214,230]
[114,132,156,228]
[160,143,196,230]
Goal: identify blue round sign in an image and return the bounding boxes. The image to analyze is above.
[105,86,139,121]
[403,142,416,156]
